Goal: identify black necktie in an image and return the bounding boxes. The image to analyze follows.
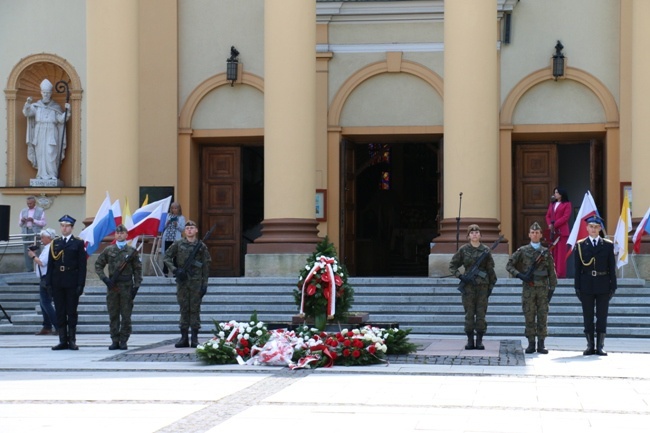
[593,239,597,247]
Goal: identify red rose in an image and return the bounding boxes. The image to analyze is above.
[368,345,377,354]
[343,349,350,357]
[243,347,250,355]
[353,340,364,348]
[306,285,317,296]
[352,350,361,358]
[240,339,249,347]
[343,339,352,347]
[347,331,354,337]
[334,275,343,286]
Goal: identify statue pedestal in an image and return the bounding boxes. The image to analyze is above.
[29,179,63,187]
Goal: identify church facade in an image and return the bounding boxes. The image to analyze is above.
[2,0,649,277]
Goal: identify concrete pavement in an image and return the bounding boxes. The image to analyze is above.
[1,333,650,432]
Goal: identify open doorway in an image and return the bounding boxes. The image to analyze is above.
[342,140,441,276]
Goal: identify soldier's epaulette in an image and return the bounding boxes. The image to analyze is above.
[577,237,588,244]
[603,238,613,244]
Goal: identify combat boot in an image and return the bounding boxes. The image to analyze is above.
[68,327,79,350]
[108,338,120,350]
[52,327,69,351]
[175,328,190,348]
[464,332,475,350]
[190,328,200,348]
[525,337,536,354]
[536,339,548,354]
[119,339,128,350]
[583,332,595,356]
[475,333,485,350]
[595,333,607,356]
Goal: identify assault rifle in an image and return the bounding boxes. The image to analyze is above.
[457,235,504,295]
[107,251,138,290]
[519,236,560,286]
[175,223,217,283]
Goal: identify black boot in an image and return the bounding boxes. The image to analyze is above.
[595,333,607,356]
[190,328,199,348]
[537,338,548,354]
[108,339,120,350]
[52,327,69,350]
[175,328,190,348]
[68,327,79,350]
[464,332,475,350]
[583,332,595,356]
[119,339,128,350]
[475,333,485,350]
[525,337,536,354]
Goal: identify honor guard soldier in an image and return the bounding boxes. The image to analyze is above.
[46,215,87,351]
[95,224,143,350]
[449,224,497,351]
[163,220,211,348]
[575,215,617,356]
[506,222,558,354]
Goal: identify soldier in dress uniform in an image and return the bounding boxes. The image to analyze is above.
[163,220,211,348]
[46,215,87,351]
[506,222,558,354]
[449,224,497,351]
[95,224,142,350]
[575,215,617,356]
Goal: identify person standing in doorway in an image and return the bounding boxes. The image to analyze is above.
[506,222,558,354]
[46,215,87,351]
[575,215,617,356]
[163,220,211,348]
[161,202,185,277]
[449,224,497,351]
[545,187,572,278]
[19,196,46,272]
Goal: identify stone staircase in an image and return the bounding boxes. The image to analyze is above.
[1,274,649,337]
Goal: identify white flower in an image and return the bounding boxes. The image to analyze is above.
[352,329,360,335]
[244,333,250,340]
[305,265,310,270]
[341,328,349,334]
[256,329,263,336]
[256,322,264,328]
[246,326,253,333]
[250,321,255,326]
[197,345,204,350]
[218,331,225,338]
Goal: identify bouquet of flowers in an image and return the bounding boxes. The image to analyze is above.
[196,312,269,365]
[294,237,354,328]
[376,327,419,355]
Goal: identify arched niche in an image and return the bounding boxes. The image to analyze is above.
[5,53,83,188]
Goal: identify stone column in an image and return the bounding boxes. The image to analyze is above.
[246,0,320,275]
[433,0,503,254]
[86,0,139,214]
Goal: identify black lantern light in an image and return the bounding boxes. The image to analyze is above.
[226,46,240,86]
[552,40,565,80]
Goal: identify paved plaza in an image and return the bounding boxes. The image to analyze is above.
[1,333,650,432]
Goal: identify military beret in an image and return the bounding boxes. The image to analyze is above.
[529,222,542,231]
[185,220,197,227]
[467,224,480,235]
[586,215,604,226]
[59,214,76,225]
[115,224,128,233]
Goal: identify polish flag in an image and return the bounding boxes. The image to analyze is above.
[127,203,163,240]
[566,191,601,259]
[132,196,172,233]
[632,206,650,254]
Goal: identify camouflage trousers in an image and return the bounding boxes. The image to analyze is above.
[177,281,203,330]
[106,283,134,342]
[521,285,550,338]
[462,284,489,334]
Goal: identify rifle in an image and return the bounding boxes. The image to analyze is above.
[175,223,217,283]
[520,236,560,286]
[107,250,138,290]
[457,235,504,295]
[0,302,12,323]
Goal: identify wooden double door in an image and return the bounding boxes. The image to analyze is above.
[513,141,603,249]
[201,145,264,277]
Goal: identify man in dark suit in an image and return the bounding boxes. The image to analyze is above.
[47,215,87,350]
[574,215,617,356]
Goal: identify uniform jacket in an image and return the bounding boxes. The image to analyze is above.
[449,243,497,287]
[545,201,572,237]
[574,237,617,295]
[506,244,558,288]
[94,244,143,287]
[163,238,211,286]
[46,235,87,289]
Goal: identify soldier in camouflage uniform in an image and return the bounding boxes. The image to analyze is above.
[449,224,497,350]
[163,220,211,348]
[95,224,142,350]
[506,222,557,354]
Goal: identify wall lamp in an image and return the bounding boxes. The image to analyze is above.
[552,40,565,80]
[226,46,240,86]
